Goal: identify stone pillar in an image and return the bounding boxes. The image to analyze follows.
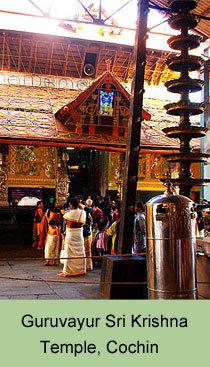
[56,149,69,208]
[0,144,9,206]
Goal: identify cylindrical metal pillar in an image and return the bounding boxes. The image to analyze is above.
[146,192,197,299]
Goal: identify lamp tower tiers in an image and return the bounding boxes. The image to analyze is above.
[162,0,210,197]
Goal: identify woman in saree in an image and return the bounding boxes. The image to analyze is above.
[38,203,61,250]
[58,197,86,277]
[44,219,60,266]
[32,200,44,248]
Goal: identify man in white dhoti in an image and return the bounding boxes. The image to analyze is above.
[57,197,86,277]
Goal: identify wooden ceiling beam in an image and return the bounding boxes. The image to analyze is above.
[27,38,35,73]
[17,34,22,72]
[0,29,179,85]
[62,43,69,77]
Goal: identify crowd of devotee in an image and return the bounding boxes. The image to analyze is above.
[32,194,146,278]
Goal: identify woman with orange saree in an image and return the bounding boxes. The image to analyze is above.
[38,204,61,252]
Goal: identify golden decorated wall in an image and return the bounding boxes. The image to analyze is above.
[108,152,123,194]
[8,145,57,188]
[108,152,200,193]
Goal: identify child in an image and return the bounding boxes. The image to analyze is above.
[44,219,60,266]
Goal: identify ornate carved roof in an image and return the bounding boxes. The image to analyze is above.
[54,69,153,149]
[0,79,181,151]
[55,69,151,121]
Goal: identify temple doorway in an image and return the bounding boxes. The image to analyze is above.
[66,148,101,198]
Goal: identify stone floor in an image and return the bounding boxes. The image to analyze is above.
[0,244,210,300]
[0,244,104,300]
